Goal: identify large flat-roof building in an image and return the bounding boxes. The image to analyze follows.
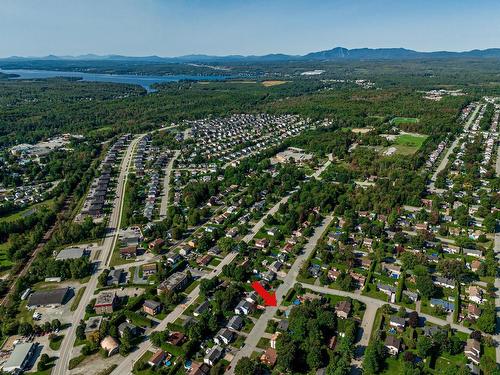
[157,272,189,295]
[26,287,70,308]
[2,342,37,373]
[95,291,118,314]
[55,247,89,261]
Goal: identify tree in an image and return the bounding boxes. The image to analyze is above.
[363,341,385,374]
[480,355,498,375]
[416,274,435,298]
[217,237,235,253]
[306,342,324,370]
[397,306,407,318]
[417,336,433,357]
[408,311,419,328]
[51,319,62,331]
[276,334,297,371]
[483,214,497,233]
[18,322,33,336]
[37,353,50,371]
[477,302,496,334]
[234,357,264,375]
[76,321,86,341]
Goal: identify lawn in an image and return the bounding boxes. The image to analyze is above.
[390,117,420,125]
[370,308,384,341]
[0,240,14,269]
[256,337,270,349]
[388,133,428,155]
[49,334,64,350]
[124,311,153,328]
[71,287,86,311]
[382,356,403,374]
[0,198,56,224]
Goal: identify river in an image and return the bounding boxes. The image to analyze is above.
[0,68,229,93]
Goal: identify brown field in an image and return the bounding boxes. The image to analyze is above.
[351,127,374,134]
[262,80,288,87]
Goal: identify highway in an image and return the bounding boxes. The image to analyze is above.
[53,134,145,375]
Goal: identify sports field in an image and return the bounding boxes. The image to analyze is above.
[390,117,420,125]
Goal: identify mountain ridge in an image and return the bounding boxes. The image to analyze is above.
[3,47,500,63]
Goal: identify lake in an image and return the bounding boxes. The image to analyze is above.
[0,68,229,92]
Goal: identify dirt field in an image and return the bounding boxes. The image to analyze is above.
[351,127,374,134]
[262,80,288,87]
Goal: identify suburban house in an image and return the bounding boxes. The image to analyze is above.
[234,300,255,315]
[389,316,406,330]
[468,286,483,304]
[204,345,223,366]
[385,336,401,355]
[148,349,166,367]
[433,276,455,289]
[467,303,481,320]
[260,347,277,367]
[464,338,481,365]
[214,328,234,345]
[430,298,455,312]
[226,315,243,331]
[335,300,351,319]
[194,301,210,317]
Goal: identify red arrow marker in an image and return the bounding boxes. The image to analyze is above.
[251,281,277,307]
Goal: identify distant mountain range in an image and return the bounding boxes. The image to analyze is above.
[3,47,500,63]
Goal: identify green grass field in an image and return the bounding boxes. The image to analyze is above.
[390,117,420,125]
[0,241,14,269]
[383,133,428,155]
[0,198,56,224]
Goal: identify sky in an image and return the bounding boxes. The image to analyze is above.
[1,0,500,58]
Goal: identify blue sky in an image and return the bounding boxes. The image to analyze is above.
[1,0,499,57]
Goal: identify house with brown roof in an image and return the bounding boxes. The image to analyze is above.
[196,254,213,266]
[384,336,401,355]
[142,263,157,277]
[470,260,481,273]
[148,349,166,367]
[190,362,210,375]
[149,238,165,251]
[119,246,137,259]
[467,303,481,320]
[464,338,480,365]
[328,268,340,281]
[260,347,277,367]
[335,300,351,319]
[167,331,186,346]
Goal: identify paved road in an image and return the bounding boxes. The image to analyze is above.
[301,284,472,335]
[227,215,334,373]
[158,150,180,220]
[428,104,481,193]
[110,182,321,374]
[494,143,500,364]
[53,134,144,375]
